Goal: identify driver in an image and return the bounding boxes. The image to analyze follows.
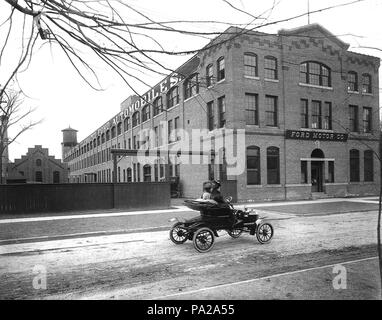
[210,180,225,204]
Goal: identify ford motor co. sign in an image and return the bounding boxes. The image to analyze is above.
[285,130,348,142]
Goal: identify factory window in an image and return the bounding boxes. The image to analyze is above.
[300,61,331,87]
[167,86,179,108]
[347,71,358,92]
[53,171,60,183]
[117,122,122,135]
[264,56,277,80]
[217,57,225,81]
[142,105,150,122]
[364,150,374,182]
[153,97,163,116]
[301,161,307,184]
[90,141,93,150]
[206,64,213,87]
[218,96,226,128]
[328,161,335,183]
[132,111,140,127]
[168,119,174,143]
[35,171,43,182]
[207,101,214,131]
[143,165,151,182]
[111,126,116,138]
[349,105,358,132]
[245,93,258,125]
[36,159,42,167]
[247,146,260,185]
[323,102,332,130]
[265,95,278,127]
[174,116,180,141]
[362,73,372,93]
[127,168,132,182]
[300,99,309,128]
[363,107,372,133]
[350,149,360,182]
[184,73,199,99]
[124,117,130,131]
[244,52,258,77]
[101,133,105,144]
[267,147,280,185]
[106,130,110,141]
[311,100,322,129]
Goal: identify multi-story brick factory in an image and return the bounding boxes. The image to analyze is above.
[62,24,380,201]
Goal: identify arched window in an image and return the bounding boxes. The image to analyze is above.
[167,86,179,108]
[153,97,163,116]
[347,71,358,92]
[117,122,122,135]
[126,168,132,182]
[93,139,96,148]
[36,159,42,167]
[217,57,225,81]
[97,136,100,146]
[35,171,43,182]
[106,129,110,141]
[53,171,60,183]
[141,105,150,122]
[350,149,360,182]
[184,73,199,99]
[143,164,151,182]
[244,52,258,77]
[247,146,260,185]
[364,150,374,182]
[111,126,116,138]
[206,64,213,87]
[132,111,140,127]
[300,61,331,87]
[101,133,105,143]
[124,117,130,132]
[267,147,280,185]
[264,56,277,80]
[362,73,372,93]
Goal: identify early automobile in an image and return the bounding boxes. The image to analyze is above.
[169,197,274,253]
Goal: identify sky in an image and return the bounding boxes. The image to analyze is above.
[1,0,381,161]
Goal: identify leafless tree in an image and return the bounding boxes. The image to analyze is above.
[0,90,42,184]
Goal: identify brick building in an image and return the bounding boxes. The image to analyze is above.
[7,145,68,184]
[63,24,380,201]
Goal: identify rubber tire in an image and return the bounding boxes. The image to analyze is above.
[193,227,215,253]
[256,222,274,244]
[169,222,188,244]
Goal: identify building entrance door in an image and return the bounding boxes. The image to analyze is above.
[311,161,323,192]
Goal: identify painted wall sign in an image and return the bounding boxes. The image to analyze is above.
[285,130,348,142]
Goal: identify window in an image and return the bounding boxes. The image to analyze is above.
[217,57,225,81]
[349,105,358,132]
[364,150,374,182]
[300,61,331,87]
[264,56,277,80]
[154,163,159,182]
[142,105,150,122]
[300,99,309,128]
[323,102,332,130]
[363,107,372,133]
[153,97,163,116]
[328,161,335,183]
[207,101,214,131]
[53,171,60,183]
[143,165,151,182]
[265,95,278,127]
[174,116,180,141]
[97,136,100,146]
[267,147,280,184]
[168,119,174,143]
[117,122,122,135]
[350,149,360,182]
[36,159,42,167]
[101,133,105,143]
[362,74,372,93]
[244,93,258,125]
[206,64,213,87]
[247,146,260,185]
[111,126,116,138]
[124,117,130,132]
[184,73,199,99]
[311,100,322,129]
[35,171,43,182]
[132,111,140,127]
[127,168,132,182]
[301,161,307,183]
[167,86,179,108]
[348,71,358,92]
[244,53,258,77]
[218,96,226,128]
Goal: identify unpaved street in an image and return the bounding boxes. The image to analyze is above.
[0,198,380,300]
